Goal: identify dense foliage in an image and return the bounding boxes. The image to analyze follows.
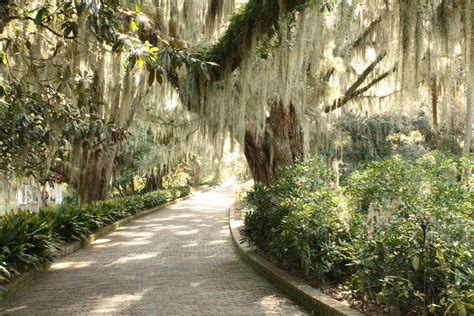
[0,0,215,203]
[243,153,473,315]
[203,0,306,79]
[0,186,190,287]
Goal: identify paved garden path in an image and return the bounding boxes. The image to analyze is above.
[0,184,308,315]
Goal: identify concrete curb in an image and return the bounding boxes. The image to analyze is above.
[229,208,364,316]
[0,188,210,302]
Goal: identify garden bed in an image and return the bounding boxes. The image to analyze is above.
[241,152,473,315]
[0,186,191,301]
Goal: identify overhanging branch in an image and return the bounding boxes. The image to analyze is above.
[203,0,307,80]
[324,51,393,113]
[359,89,401,99]
[7,15,76,40]
[323,15,384,82]
[350,16,383,50]
[351,66,396,97]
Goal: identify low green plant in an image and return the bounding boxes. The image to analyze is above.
[244,152,473,315]
[40,206,91,242]
[346,152,472,314]
[0,186,191,285]
[345,155,420,214]
[244,157,358,281]
[0,211,60,280]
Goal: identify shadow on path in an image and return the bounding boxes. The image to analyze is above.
[0,184,308,315]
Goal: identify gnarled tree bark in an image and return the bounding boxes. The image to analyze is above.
[75,143,118,204]
[244,102,304,186]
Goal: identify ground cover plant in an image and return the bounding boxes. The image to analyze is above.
[0,186,190,288]
[242,152,473,315]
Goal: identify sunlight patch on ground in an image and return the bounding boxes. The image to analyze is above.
[169,214,193,218]
[197,224,212,228]
[258,294,290,308]
[89,289,151,313]
[174,229,199,236]
[105,253,159,267]
[3,306,27,313]
[94,240,151,249]
[182,242,199,248]
[208,239,226,245]
[50,261,93,271]
[92,238,112,244]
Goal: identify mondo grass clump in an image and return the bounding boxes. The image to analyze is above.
[0,186,191,287]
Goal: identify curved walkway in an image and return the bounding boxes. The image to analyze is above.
[0,184,308,315]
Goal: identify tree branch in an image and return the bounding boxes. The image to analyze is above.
[49,160,71,184]
[359,89,401,99]
[352,66,396,97]
[203,0,307,80]
[7,15,75,40]
[322,15,384,82]
[350,16,383,50]
[324,52,392,113]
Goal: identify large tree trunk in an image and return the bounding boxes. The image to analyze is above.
[50,144,118,204]
[430,76,438,130]
[192,160,201,187]
[465,0,473,153]
[244,102,304,186]
[76,143,118,204]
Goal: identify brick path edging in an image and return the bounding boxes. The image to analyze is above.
[229,207,364,316]
[0,188,212,302]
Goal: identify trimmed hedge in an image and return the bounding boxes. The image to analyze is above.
[0,186,191,287]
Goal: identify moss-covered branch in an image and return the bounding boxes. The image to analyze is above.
[203,0,307,80]
[325,51,389,113]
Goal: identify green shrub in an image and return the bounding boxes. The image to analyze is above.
[0,186,191,284]
[243,153,472,314]
[243,158,358,281]
[244,157,335,252]
[142,190,169,209]
[0,211,60,280]
[345,155,421,214]
[40,206,91,242]
[122,195,145,214]
[347,152,473,314]
[274,189,359,280]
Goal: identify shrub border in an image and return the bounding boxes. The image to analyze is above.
[229,207,364,316]
[0,188,210,302]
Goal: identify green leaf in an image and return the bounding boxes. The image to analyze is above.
[34,7,46,25]
[130,20,139,33]
[436,250,445,262]
[2,54,8,65]
[161,52,170,66]
[112,41,123,52]
[72,23,79,38]
[76,2,87,16]
[63,24,73,38]
[127,55,137,71]
[135,3,141,14]
[156,69,163,85]
[148,70,155,86]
